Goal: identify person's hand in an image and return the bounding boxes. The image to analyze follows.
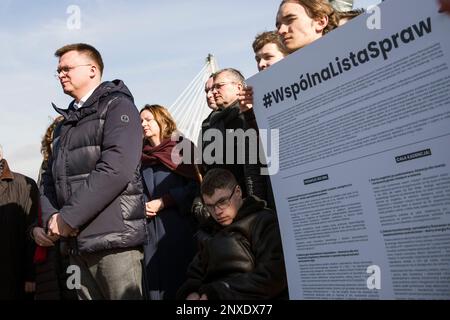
[24,282,36,293]
[69,228,79,237]
[186,292,201,300]
[47,213,75,237]
[145,199,164,218]
[238,86,254,113]
[439,0,450,14]
[32,227,56,247]
[199,293,208,300]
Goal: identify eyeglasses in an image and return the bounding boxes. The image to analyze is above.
[211,81,236,91]
[55,64,92,78]
[203,185,237,214]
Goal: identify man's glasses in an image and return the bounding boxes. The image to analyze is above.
[55,64,92,78]
[203,185,237,214]
[211,81,236,91]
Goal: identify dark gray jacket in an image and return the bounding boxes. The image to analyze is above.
[40,80,146,253]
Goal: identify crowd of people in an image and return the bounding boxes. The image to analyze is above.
[2,0,449,300]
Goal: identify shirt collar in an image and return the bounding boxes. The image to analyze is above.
[73,85,98,109]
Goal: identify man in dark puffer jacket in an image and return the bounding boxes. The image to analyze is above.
[40,43,145,300]
[177,168,288,300]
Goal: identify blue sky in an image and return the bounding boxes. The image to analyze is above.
[0,0,378,180]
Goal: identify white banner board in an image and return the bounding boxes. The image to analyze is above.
[247,0,450,299]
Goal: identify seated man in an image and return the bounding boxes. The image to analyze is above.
[177,168,288,300]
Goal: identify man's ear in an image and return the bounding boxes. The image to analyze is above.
[315,15,329,33]
[89,65,97,79]
[236,185,242,198]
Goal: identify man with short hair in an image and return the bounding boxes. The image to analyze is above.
[238,31,289,113]
[176,168,287,300]
[212,68,245,109]
[204,75,217,110]
[199,75,218,148]
[199,74,218,148]
[41,43,145,300]
[276,0,339,54]
[253,31,288,72]
[203,68,246,187]
[238,0,339,110]
[202,68,267,201]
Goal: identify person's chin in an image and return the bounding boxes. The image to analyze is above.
[219,219,231,226]
[62,86,73,95]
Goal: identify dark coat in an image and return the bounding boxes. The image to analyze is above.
[0,159,38,299]
[200,103,268,201]
[141,164,199,300]
[40,80,146,253]
[176,196,288,300]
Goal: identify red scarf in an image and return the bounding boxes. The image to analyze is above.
[141,136,201,183]
[33,204,48,263]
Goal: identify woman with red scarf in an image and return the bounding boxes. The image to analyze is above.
[140,104,201,300]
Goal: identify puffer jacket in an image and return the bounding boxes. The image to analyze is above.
[40,80,146,253]
[176,196,288,300]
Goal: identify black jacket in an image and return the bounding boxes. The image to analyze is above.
[176,196,288,300]
[201,103,268,200]
[40,80,146,253]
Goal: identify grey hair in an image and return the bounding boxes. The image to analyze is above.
[214,68,246,86]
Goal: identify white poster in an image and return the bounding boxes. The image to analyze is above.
[247,0,450,299]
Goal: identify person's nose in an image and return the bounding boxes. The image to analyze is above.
[259,59,268,71]
[214,206,224,216]
[278,24,287,35]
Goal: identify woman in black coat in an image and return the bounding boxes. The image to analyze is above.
[140,104,201,300]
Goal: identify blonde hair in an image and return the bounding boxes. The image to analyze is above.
[41,116,64,166]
